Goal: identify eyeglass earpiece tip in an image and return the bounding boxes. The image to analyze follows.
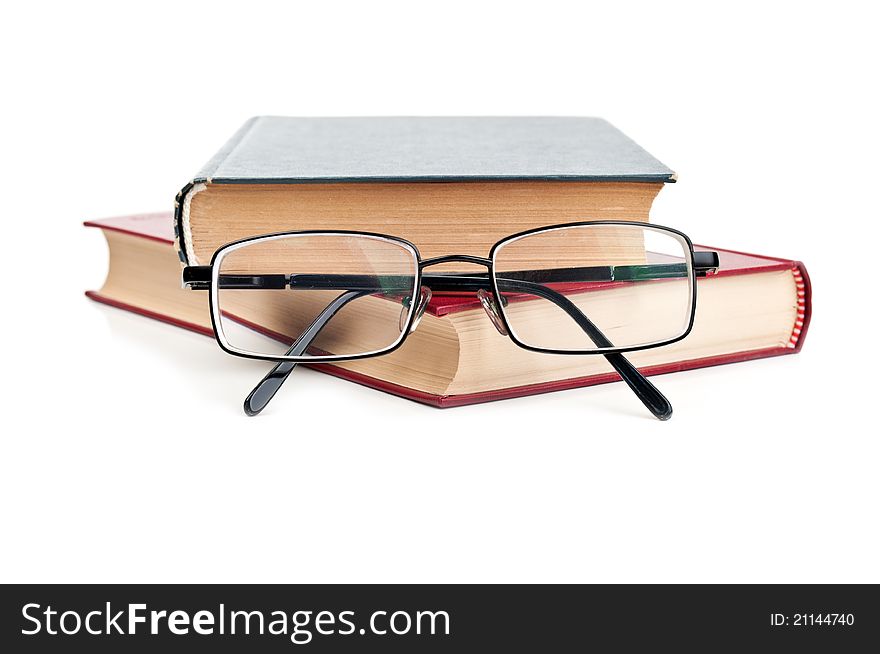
[243,398,263,416]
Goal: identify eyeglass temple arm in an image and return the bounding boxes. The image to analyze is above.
[494,279,672,420]
[184,258,700,418]
[180,252,720,291]
[243,290,368,416]
[242,276,669,419]
[276,259,708,418]
[282,261,712,291]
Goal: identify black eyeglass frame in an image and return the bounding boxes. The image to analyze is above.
[183,220,716,364]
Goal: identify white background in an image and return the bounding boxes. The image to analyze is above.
[2,1,877,583]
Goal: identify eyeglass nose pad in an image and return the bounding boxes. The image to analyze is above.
[476,289,509,336]
[399,286,433,333]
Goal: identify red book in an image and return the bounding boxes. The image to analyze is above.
[86,213,811,407]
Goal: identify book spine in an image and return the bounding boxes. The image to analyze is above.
[173,180,199,265]
[788,262,811,353]
[173,117,261,266]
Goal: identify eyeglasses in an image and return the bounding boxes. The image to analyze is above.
[182,221,719,418]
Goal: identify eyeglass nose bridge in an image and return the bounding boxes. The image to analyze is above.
[418,254,510,337]
[419,254,493,268]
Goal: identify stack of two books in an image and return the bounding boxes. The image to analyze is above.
[86,117,811,406]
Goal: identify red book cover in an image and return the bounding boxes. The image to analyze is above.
[86,213,811,407]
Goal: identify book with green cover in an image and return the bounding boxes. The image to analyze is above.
[174,116,676,267]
